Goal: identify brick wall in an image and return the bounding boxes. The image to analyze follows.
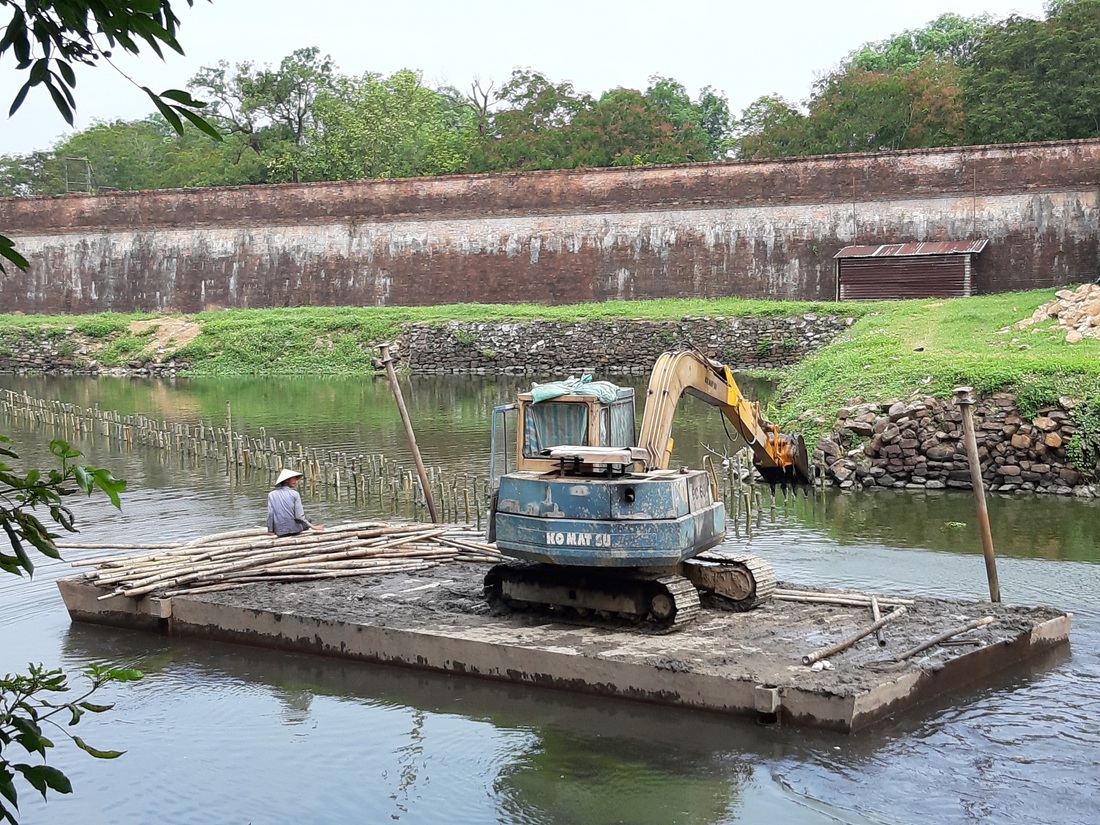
[2,139,1098,314]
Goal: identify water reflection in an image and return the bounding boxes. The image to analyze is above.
[1,374,1098,825]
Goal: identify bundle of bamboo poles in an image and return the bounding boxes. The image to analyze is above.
[66,520,503,600]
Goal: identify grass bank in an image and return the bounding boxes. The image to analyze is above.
[3,291,1098,433]
[0,297,853,375]
[770,289,1100,461]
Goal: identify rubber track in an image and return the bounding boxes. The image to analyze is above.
[653,574,701,629]
[484,562,702,632]
[694,551,777,610]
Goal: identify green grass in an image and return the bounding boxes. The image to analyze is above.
[770,289,1100,448]
[165,298,860,376]
[0,312,150,338]
[3,291,1097,434]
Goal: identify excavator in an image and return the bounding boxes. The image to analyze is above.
[484,349,811,630]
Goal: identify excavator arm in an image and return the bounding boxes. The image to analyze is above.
[636,350,811,487]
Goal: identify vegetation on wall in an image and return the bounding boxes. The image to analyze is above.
[4,2,1096,197]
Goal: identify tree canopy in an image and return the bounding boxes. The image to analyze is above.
[3,3,1099,201]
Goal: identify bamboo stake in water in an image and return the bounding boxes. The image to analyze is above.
[379,343,439,523]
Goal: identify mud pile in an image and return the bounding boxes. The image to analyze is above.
[1015,283,1100,343]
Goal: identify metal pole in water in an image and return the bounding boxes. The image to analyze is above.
[379,343,440,524]
[953,386,1001,602]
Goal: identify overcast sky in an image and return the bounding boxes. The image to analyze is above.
[0,0,1048,155]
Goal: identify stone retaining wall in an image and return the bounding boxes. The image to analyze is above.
[401,314,853,374]
[816,394,1097,498]
[0,329,188,378]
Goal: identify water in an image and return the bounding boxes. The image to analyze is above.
[1,375,1098,825]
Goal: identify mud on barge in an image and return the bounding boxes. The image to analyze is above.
[58,551,1070,733]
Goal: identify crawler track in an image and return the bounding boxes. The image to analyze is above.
[484,562,701,631]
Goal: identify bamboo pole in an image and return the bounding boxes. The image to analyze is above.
[894,616,995,662]
[379,343,439,523]
[870,595,887,647]
[802,607,907,665]
[953,386,1001,603]
[774,590,914,607]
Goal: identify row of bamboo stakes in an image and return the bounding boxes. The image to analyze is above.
[67,520,504,599]
[0,389,490,524]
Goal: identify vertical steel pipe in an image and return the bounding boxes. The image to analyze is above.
[379,344,440,524]
[953,386,1001,602]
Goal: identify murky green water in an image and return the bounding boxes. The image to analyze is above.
[1,374,1097,824]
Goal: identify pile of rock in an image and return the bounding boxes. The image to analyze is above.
[815,393,1096,498]
[1015,283,1100,343]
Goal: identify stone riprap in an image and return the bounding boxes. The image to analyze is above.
[401,314,853,374]
[0,328,188,377]
[815,393,1097,498]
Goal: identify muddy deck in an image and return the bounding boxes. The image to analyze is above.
[58,564,1070,732]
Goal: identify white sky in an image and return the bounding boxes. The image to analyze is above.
[0,0,1048,155]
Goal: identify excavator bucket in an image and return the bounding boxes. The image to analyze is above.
[755,433,812,490]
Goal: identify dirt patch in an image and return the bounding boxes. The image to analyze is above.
[128,317,202,356]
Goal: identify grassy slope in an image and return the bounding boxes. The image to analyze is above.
[0,297,849,375]
[771,289,1100,449]
[2,291,1097,426]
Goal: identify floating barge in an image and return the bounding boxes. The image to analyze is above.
[58,552,1070,733]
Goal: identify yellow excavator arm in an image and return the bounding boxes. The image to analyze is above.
[636,350,811,487]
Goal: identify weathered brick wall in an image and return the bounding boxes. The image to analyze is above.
[2,139,1098,314]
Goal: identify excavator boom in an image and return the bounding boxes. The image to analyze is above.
[636,350,811,488]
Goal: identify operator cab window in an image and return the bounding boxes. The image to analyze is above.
[524,403,588,458]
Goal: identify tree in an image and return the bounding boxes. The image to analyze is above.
[0,1,219,270]
[300,70,476,181]
[734,56,966,159]
[965,1,1100,144]
[188,47,337,182]
[568,87,710,167]
[0,435,137,824]
[846,12,995,73]
[731,94,807,159]
[645,76,733,159]
[467,68,591,172]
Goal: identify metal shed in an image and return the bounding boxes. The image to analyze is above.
[834,241,989,301]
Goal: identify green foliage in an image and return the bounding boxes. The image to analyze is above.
[965,0,1100,144]
[71,315,133,339]
[1067,397,1100,476]
[0,1,211,132]
[0,663,141,824]
[469,69,727,172]
[0,435,131,823]
[756,337,773,357]
[846,13,994,72]
[98,335,146,366]
[301,69,474,181]
[736,58,966,158]
[453,328,476,347]
[0,437,126,576]
[188,46,337,183]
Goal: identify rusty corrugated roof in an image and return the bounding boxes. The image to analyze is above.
[833,240,989,259]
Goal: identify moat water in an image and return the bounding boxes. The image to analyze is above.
[1,374,1097,825]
